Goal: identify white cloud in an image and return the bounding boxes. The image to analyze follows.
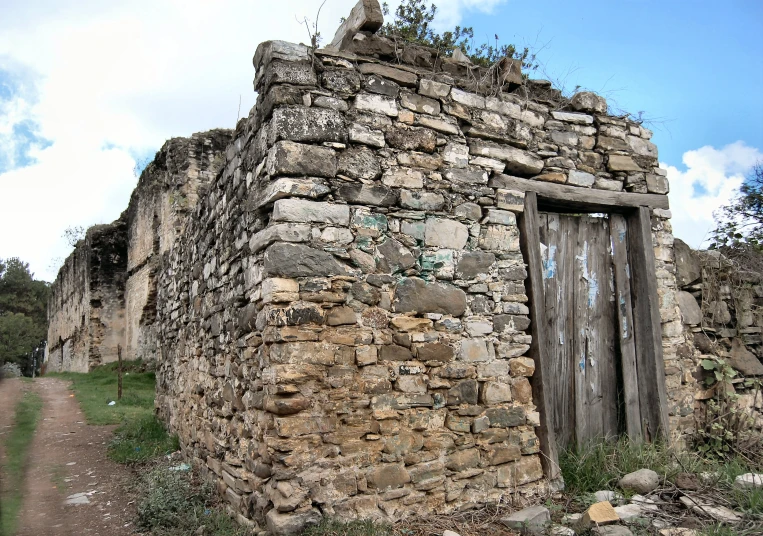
[665,141,763,249]
[0,0,493,282]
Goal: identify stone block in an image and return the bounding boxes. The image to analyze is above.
[249,223,311,253]
[386,126,437,153]
[400,190,445,211]
[382,168,424,188]
[264,243,350,278]
[570,91,607,114]
[336,183,397,206]
[607,155,642,172]
[451,88,486,109]
[419,78,451,98]
[272,199,350,225]
[568,170,596,187]
[359,63,418,87]
[354,93,398,116]
[349,123,385,147]
[425,218,469,249]
[267,141,337,178]
[271,107,347,143]
[677,291,701,325]
[250,177,331,210]
[469,140,544,175]
[502,505,550,534]
[551,111,593,124]
[401,92,441,115]
[338,146,381,180]
[482,381,513,404]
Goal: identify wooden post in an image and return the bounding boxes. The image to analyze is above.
[627,207,669,441]
[518,192,561,481]
[117,344,123,401]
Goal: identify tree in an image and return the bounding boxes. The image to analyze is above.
[711,163,763,249]
[63,225,86,247]
[0,258,49,368]
[378,0,537,70]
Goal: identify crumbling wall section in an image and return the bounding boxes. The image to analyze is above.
[46,218,128,372]
[124,130,232,361]
[154,36,678,533]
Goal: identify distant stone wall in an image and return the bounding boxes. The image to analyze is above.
[124,131,232,361]
[152,34,678,533]
[47,218,128,372]
[46,131,230,372]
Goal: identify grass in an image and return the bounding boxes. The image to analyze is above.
[108,414,179,464]
[135,464,250,536]
[301,520,391,536]
[0,391,43,536]
[48,359,156,425]
[48,360,178,464]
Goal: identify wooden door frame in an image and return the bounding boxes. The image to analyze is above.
[513,177,670,482]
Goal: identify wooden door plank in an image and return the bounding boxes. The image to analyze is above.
[518,192,561,479]
[594,217,618,440]
[490,175,670,211]
[610,214,643,442]
[558,215,577,449]
[573,216,590,447]
[627,207,669,441]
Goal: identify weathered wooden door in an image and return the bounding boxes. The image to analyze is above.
[539,212,640,449]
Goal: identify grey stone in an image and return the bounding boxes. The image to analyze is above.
[265,507,322,536]
[728,338,763,376]
[485,407,525,427]
[425,218,469,249]
[468,140,544,175]
[382,168,424,188]
[272,199,350,225]
[401,92,441,115]
[376,237,416,274]
[674,239,701,287]
[259,60,317,92]
[267,141,337,178]
[456,252,495,279]
[550,111,593,124]
[455,202,482,221]
[349,123,385,147]
[502,505,551,534]
[608,155,642,172]
[364,74,400,97]
[448,379,479,405]
[354,93,398,116]
[735,473,763,490]
[419,78,451,99]
[618,469,660,494]
[249,223,311,253]
[570,92,607,114]
[386,126,437,153]
[321,68,362,94]
[450,88,486,109]
[568,170,596,187]
[312,95,349,112]
[358,63,418,87]
[254,40,311,69]
[444,168,489,185]
[264,243,349,278]
[393,277,467,316]
[336,183,398,206]
[400,190,445,211]
[592,528,633,536]
[677,291,702,325]
[271,107,347,143]
[250,178,331,210]
[338,146,381,180]
[646,173,669,194]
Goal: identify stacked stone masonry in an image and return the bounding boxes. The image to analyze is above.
[47,218,128,372]
[150,35,682,534]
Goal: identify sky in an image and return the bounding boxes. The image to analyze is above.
[0,0,761,281]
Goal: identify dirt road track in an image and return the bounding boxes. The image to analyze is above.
[1,377,138,536]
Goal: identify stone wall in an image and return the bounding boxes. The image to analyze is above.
[674,241,763,431]
[47,218,128,372]
[46,131,230,372]
[152,33,680,533]
[124,131,232,361]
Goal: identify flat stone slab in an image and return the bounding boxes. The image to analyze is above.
[735,473,763,489]
[679,496,742,523]
[502,505,551,534]
[65,492,91,505]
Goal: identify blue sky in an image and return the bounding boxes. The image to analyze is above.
[0,0,761,280]
[464,0,763,167]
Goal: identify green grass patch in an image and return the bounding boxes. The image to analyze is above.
[136,465,250,536]
[301,519,392,536]
[48,359,156,425]
[108,414,179,464]
[0,391,43,536]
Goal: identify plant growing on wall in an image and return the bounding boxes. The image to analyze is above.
[378,0,538,70]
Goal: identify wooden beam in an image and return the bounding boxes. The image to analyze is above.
[489,175,670,212]
[610,214,643,442]
[328,0,384,51]
[627,207,669,441]
[518,192,561,481]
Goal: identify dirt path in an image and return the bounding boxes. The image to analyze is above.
[0,377,139,536]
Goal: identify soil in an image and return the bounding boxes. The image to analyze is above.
[0,377,139,536]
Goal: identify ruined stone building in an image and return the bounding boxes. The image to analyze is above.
[45,1,762,534]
